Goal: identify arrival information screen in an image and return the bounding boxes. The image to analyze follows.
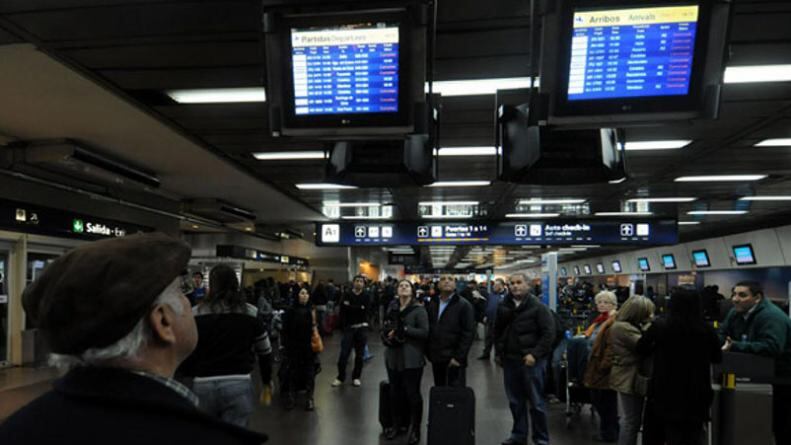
[567,5,698,100]
[291,24,399,115]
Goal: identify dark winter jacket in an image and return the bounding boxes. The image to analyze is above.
[494,294,555,362]
[0,366,267,445]
[720,297,791,379]
[282,302,315,361]
[383,299,430,370]
[426,293,476,366]
[339,290,370,329]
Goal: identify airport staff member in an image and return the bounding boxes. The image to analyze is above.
[0,234,267,445]
[426,275,475,386]
[720,281,791,445]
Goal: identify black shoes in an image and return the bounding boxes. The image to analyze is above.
[407,429,420,445]
[305,398,315,411]
[283,396,295,411]
[383,427,398,440]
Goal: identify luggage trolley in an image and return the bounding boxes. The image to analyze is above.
[563,336,595,429]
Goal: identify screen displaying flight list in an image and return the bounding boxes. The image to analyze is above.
[291,23,399,115]
[567,5,699,100]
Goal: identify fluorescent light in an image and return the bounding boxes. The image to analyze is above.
[253,151,325,160]
[505,213,561,218]
[739,196,791,201]
[323,202,381,207]
[296,183,357,190]
[675,175,767,182]
[755,139,791,147]
[625,140,692,151]
[626,197,697,203]
[166,87,266,103]
[594,212,653,216]
[609,177,627,184]
[687,210,748,215]
[423,215,474,219]
[518,199,586,205]
[340,215,391,220]
[724,65,791,84]
[571,245,600,248]
[428,181,491,187]
[428,77,535,97]
[419,201,479,206]
[437,147,497,156]
[678,221,701,225]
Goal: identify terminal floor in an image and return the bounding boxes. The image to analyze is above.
[1,335,605,444]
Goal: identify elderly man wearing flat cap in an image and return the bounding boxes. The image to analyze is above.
[0,233,267,445]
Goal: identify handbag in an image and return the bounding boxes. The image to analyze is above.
[311,309,324,353]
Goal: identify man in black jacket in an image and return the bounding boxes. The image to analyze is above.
[426,275,476,386]
[0,233,267,445]
[495,273,554,445]
[332,275,370,387]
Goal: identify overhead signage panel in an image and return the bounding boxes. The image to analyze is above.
[316,219,677,246]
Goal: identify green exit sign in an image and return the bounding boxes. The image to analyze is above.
[72,219,84,233]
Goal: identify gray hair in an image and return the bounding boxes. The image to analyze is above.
[594,290,618,306]
[49,278,185,370]
[509,272,529,282]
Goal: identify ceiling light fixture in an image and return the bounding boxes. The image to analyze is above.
[624,140,692,151]
[428,77,536,97]
[437,147,497,156]
[323,202,381,207]
[739,196,791,201]
[505,213,561,218]
[724,64,791,84]
[296,183,358,190]
[678,221,701,225]
[518,199,586,205]
[594,212,654,216]
[626,197,697,203]
[253,151,325,160]
[687,210,748,215]
[166,87,267,103]
[423,215,475,219]
[419,201,479,206]
[340,215,392,220]
[608,177,627,184]
[754,139,791,147]
[674,175,767,182]
[427,180,491,188]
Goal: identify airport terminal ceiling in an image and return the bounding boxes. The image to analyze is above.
[1,0,791,267]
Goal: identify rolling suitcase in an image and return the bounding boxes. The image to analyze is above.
[427,385,475,445]
[379,380,394,432]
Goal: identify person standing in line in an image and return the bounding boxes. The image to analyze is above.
[281,287,319,411]
[382,279,430,445]
[479,278,508,360]
[584,291,620,443]
[495,273,554,445]
[609,296,655,445]
[426,275,476,386]
[332,275,370,387]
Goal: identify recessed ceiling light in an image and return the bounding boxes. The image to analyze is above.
[245,227,253,231]
[296,183,357,190]
[166,87,266,103]
[626,197,697,203]
[686,210,748,215]
[437,147,497,156]
[674,175,767,182]
[427,181,491,187]
[754,139,791,147]
[518,199,586,205]
[340,215,391,220]
[594,212,654,216]
[678,221,701,225]
[505,213,561,218]
[724,64,791,84]
[608,177,627,184]
[428,77,536,97]
[323,202,381,207]
[192,225,199,229]
[423,215,475,219]
[253,151,325,160]
[624,140,692,151]
[419,201,479,206]
[739,196,791,201]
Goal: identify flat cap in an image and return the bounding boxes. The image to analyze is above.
[23,233,191,354]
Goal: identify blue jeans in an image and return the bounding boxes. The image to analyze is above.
[503,358,549,445]
[193,378,255,427]
[618,392,644,445]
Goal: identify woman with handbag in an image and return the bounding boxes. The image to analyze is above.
[382,279,429,445]
[281,287,320,411]
[584,291,620,443]
[608,296,655,445]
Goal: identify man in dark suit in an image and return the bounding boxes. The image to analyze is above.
[426,275,476,386]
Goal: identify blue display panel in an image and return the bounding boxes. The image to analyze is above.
[584,264,593,275]
[733,244,757,265]
[568,5,699,101]
[596,263,605,274]
[291,23,399,115]
[638,257,650,272]
[316,219,678,246]
[692,249,711,267]
[661,254,677,270]
[561,267,568,276]
[612,260,622,273]
[573,266,581,275]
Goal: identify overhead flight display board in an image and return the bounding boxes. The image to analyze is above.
[568,5,699,100]
[316,220,677,246]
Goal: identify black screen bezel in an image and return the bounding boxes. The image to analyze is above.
[561,266,568,276]
[732,243,757,265]
[691,249,711,267]
[637,257,650,272]
[612,260,622,273]
[661,253,677,270]
[553,0,712,117]
[280,9,412,130]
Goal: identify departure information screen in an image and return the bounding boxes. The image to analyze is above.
[316,220,678,246]
[567,5,699,100]
[291,23,399,115]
